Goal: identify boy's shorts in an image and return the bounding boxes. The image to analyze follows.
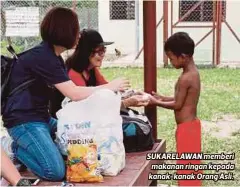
[176,118,202,186]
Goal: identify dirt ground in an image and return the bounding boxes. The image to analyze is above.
[201,115,240,139]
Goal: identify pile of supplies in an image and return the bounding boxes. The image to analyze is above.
[56,89,125,182]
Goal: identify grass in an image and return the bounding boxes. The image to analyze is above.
[102,67,240,186]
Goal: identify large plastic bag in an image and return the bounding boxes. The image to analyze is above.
[56,89,125,176]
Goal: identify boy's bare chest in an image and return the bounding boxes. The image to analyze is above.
[174,79,180,93]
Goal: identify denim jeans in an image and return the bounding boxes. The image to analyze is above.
[7,118,65,181]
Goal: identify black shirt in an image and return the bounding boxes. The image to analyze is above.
[3,42,69,128]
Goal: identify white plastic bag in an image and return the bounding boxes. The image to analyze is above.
[56,89,125,176]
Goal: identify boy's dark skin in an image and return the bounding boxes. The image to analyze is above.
[149,51,201,124]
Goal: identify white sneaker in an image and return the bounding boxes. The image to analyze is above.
[1,136,14,160]
[1,136,26,171]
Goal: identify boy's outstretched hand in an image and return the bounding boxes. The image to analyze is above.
[148,94,160,105]
[152,91,165,100]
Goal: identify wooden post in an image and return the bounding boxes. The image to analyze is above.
[163,0,169,67]
[143,0,157,141]
[216,1,222,65]
[212,1,216,66]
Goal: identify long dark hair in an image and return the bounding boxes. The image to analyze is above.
[66,29,97,86]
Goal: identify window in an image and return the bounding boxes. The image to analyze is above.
[110,1,135,20]
[179,0,226,22]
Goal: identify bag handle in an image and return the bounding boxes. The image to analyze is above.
[6,37,18,59]
[61,97,72,108]
[5,40,36,99]
[7,79,35,98]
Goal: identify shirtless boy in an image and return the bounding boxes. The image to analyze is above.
[149,32,202,186]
